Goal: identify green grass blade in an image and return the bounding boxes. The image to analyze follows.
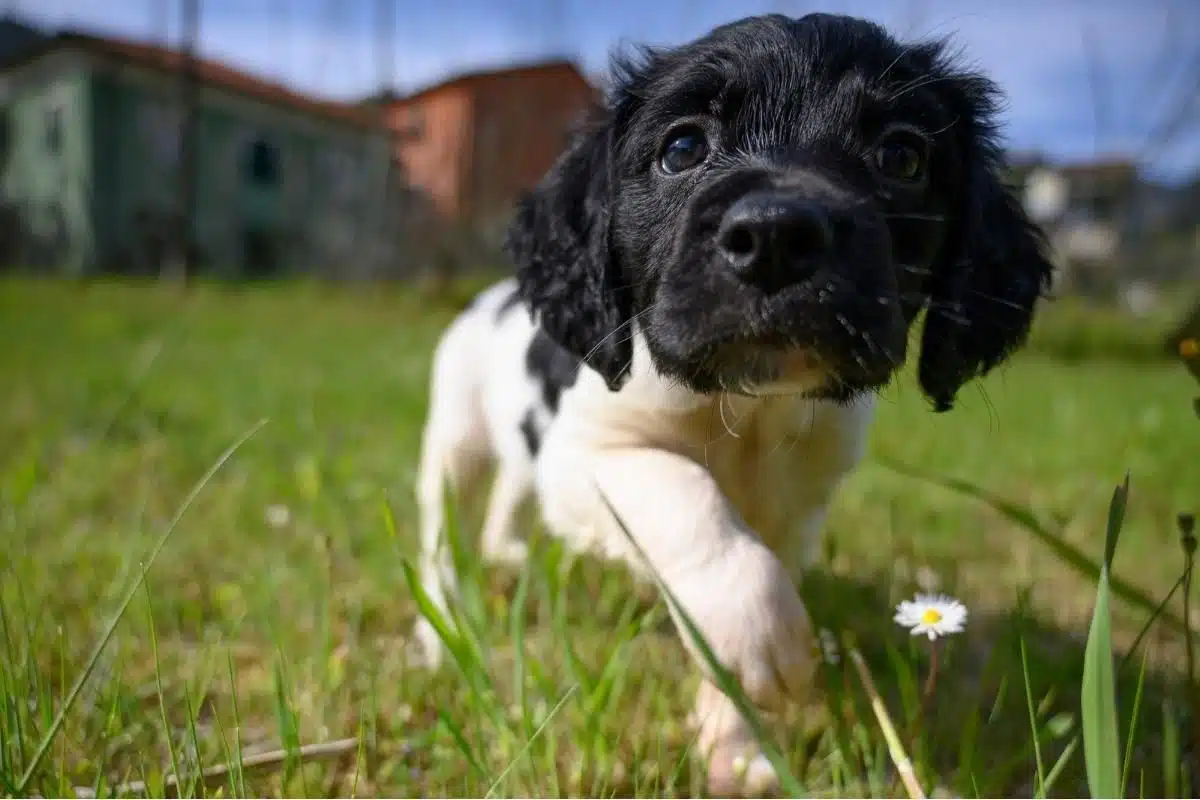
[1103,475,1129,570]
[145,583,182,798]
[594,486,804,796]
[1120,573,1184,674]
[182,689,204,798]
[1120,647,1148,795]
[13,418,268,794]
[272,655,302,792]
[210,687,239,799]
[1162,698,1180,798]
[1021,637,1048,798]
[1042,734,1079,796]
[435,708,487,781]
[227,651,247,798]
[485,684,578,800]
[509,555,534,739]
[1081,561,1121,799]
[397,560,472,684]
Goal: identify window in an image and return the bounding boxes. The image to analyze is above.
[243,136,281,186]
[44,104,63,153]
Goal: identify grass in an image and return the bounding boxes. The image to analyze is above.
[0,275,1197,797]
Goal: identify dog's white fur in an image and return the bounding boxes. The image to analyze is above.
[414,277,874,793]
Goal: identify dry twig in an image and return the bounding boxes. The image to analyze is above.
[75,737,359,798]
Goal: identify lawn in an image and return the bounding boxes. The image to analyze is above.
[1,277,1197,798]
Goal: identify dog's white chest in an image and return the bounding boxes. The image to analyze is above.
[620,391,869,565]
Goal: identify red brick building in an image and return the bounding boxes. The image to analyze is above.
[378,60,598,232]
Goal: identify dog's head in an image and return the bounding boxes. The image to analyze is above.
[508,12,1053,410]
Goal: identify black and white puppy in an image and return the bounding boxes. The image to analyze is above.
[413,12,1052,794]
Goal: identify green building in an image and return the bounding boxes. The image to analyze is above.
[0,27,417,278]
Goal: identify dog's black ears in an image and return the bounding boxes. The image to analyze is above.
[917,59,1056,412]
[506,104,634,392]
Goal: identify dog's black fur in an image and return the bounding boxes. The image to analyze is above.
[506,12,1054,412]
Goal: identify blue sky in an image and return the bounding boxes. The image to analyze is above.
[17,0,1200,181]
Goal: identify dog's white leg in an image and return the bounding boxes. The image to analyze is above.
[538,442,815,793]
[411,422,486,670]
[479,459,533,566]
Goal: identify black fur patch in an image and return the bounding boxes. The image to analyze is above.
[525,329,581,413]
[519,409,541,456]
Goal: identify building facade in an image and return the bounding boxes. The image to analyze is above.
[0,31,420,277]
[378,60,598,241]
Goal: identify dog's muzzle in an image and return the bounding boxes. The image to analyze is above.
[715,189,851,296]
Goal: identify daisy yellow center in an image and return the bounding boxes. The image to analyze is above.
[921,608,944,625]
[1181,338,1199,358]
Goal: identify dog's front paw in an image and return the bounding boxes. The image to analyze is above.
[692,681,784,797]
[708,744,781,797]
[670,539,816,710]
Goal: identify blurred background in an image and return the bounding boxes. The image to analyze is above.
[1,2,1199,796]
[0,0,1197,298]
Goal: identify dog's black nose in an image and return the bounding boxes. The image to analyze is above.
[717,191,836,288]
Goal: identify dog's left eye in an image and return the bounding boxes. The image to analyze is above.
[873,134,928,183]
[660,129,709,174]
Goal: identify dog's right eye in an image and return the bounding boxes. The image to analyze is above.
[659,128,709,174]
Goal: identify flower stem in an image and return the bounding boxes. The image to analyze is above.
[921,643,940,709]
[907,641,940,745]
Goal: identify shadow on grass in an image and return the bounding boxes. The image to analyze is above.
[3,524,1196,798]
[801,568,1193,798]
[478,548,1197,799]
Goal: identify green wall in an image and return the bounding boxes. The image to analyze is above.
[0,51,93,274]
[2,46,393,276]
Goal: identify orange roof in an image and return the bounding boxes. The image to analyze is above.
[384,58,596,106]
[1,30,381,131]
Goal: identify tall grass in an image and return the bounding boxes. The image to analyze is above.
[2,279,1197,797]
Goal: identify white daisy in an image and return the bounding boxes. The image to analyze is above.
[894,594,967,641]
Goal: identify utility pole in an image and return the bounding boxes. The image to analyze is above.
[151,0,171,48]
[369,0,396,280]
[166,0,200,282]
[272,0,290,84]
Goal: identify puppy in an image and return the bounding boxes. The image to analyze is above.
[413,12,1053,794]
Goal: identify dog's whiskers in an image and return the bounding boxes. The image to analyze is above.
[581,305,656,368]
[717,391,742,439]
[966,288,1031,312]
[878,43,917,83]
[927,116,961,136]
[888,74,955,101]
